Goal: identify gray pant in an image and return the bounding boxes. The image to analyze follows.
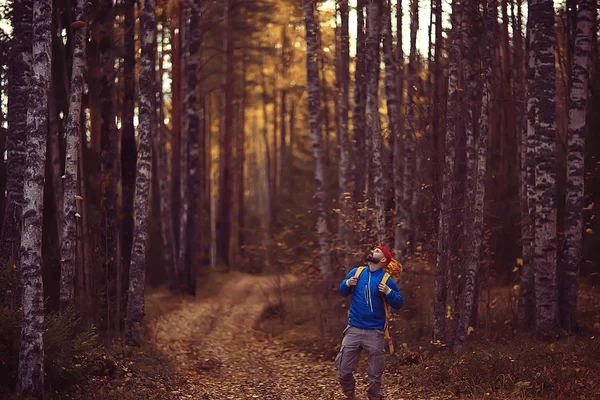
[334,325,386,399]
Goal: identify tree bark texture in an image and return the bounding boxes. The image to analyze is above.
[17,0,52,395]
[59,0,89,312]
[403,0,418,252]
[518,9,537,328]
[0,0,32,307]
[393,0,405,251]
[454,0,493,352]
[382,0,402,250]
[352,0,367,203]
[561,0,594,331]
[337,0,350,259]
[434,0,461,343]
[530,0,558,335]
[125,0,155,345]
[303,0,331,287]
[432,0,444,209]
[365,0,386,245]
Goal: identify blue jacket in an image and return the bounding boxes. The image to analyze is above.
[339,266,404,330]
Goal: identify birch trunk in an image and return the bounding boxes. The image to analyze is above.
[125,0,155,345]
[365,0,386,245]
[352,0,367,203]
[382,0,402,250]
[338,0,350,260]
[561,0,594,331]
[394,0,405,251]
[517,10,537,328]
[434,0,461,344]
[17,0,52,395]
[454,0,494,352]
[514,0,530,329]
[304,0,331,288]
[530,0,558,335]
[59,0,89,312]
[0,0,31,307]
[403,0,418,252]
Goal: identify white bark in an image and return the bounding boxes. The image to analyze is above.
[125,0,155,345]
[17,0,52,395]
[561,0,594,331]
[304,0,331,287]
[59,0,89,312]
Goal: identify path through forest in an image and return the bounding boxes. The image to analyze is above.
[147,273,400,400]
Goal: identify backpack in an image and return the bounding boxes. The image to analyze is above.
[353,264,401,355]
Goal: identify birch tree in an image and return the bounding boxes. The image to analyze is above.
[59,0,89,312]
[394,0,405,251]
[17,0,52,395]
[561,0,595,331]
[382,0,402,249]
[434,0,461,343]
[403,0,418,252]
[125,0,155,344]
[518,7,537,328]
[303,0,331,288]
[337,0,350,263]
[530,0,558,334]
[365,0,386,245]
[0,0,31,307]
[352,0,367,203]
[454,0,494,352]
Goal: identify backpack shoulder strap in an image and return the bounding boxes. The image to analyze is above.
[354,266,366,279]
[381,272,391,285]
[380,271,394,355]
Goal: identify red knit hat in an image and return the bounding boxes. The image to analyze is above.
[376,246,393,264]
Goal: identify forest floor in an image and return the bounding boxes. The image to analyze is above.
[59,271,600,400]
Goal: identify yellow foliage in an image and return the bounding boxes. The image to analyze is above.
[516,258,523,266]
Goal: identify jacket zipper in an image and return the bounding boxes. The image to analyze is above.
[368,270,374,312]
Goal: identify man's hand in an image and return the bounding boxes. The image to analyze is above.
[346,277,358,287]
[378,283,391,295]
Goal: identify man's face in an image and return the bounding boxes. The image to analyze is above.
[365,247,385,264]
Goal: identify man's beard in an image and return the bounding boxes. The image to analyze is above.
[365,253,382,264]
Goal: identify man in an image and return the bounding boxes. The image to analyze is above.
[335,246,404,400]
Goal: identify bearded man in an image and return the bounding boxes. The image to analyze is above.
[335,246,404,400]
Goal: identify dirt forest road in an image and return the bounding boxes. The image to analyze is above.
[148,273,349,400]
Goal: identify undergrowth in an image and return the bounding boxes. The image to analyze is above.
[0,306,101,398]
[257,261,600,399]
